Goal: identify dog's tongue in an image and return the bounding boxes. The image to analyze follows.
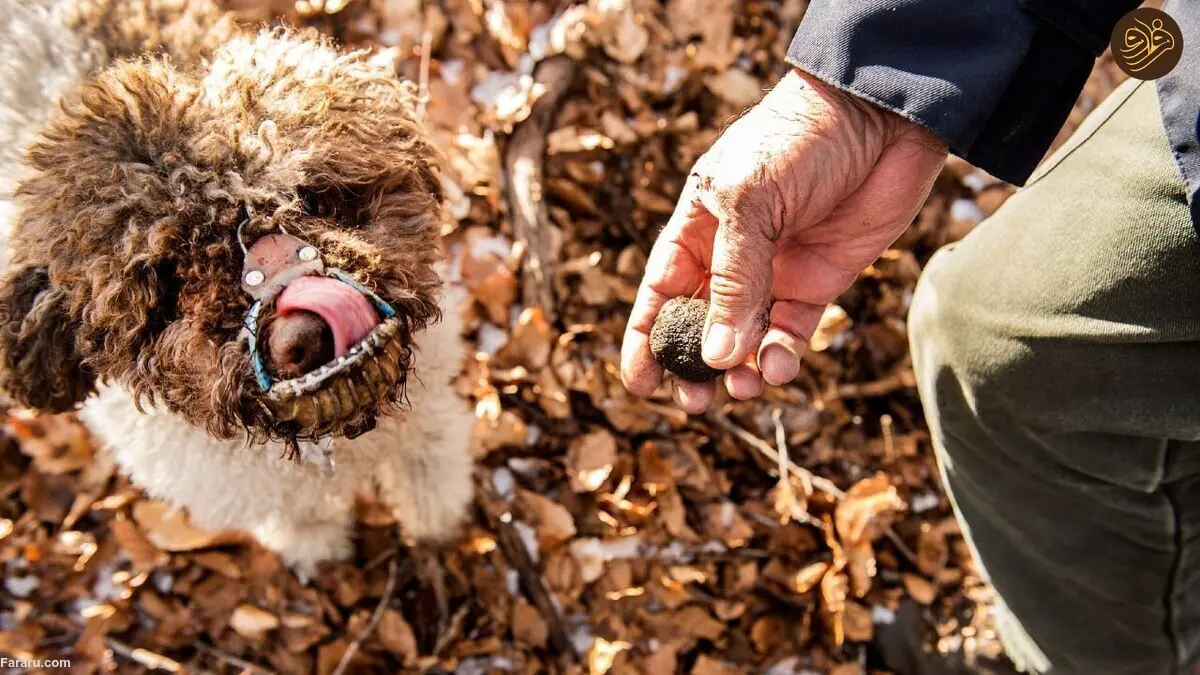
[276,276,380,356]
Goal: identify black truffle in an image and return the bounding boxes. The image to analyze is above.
[649,297,724,382]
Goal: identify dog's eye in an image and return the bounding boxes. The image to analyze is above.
[300,191,328,217]
[299,185,370,229]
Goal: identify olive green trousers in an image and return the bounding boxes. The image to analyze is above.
[910,78,1200,674]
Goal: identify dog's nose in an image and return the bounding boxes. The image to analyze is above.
[266,311,335,378]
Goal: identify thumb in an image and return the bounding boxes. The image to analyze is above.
[698,194,775,370]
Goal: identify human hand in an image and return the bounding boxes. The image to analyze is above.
[620,68,947,413]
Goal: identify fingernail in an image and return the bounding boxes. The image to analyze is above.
[703,322,736,363]
[760,344,800,385]
[726,366,763,400]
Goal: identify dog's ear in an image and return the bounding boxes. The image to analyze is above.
[0,265,94,411]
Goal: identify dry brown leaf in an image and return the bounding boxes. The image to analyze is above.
[7,411,93,474]
[511,598,549,649]
[844,539,877,599]
[587,637,631,675]
[665,0,737,69]
[483,0,529,68]
[229,604,279,640]
[355,494,398,527]
[377,608,418,663]
[793,561,829,594]
[535,367,572,418]
[834,473,906,546]
[131,500,246,552]
[705,68,762,107]
[461,230,519,325]
[109,517,168,570]
[843,601,874,642]
[322,564,366,607]
[191,551,243,579]
[750,615,787,653]
[703,501,754,547]
[636,440,676,492]
[516,488,577,550]
[471,71,543,130]
[820,570,849,647]
[588,0,649,64]
[316,638,349,675]
[691,655,737,675]
[811,304,853,352]
[674,604,726,641]
[567,429,618,493]
[499,307,553,369]
[471,409,529,456]
[548,126,616,154]
[917,523,951,577]
[904,572,938,605]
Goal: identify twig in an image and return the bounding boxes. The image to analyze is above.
[836,369,917,399]
[503,55,578,321]
[432,602,471,657]
[771,407,807,525]
[363,545,399,573]
[710,411,918,567]
[105,638,182,673]
[710,411,844,498]
[416,548,450,635]
[416,27,433,121]
[883,528,920,566]
[330,550,401,675]
[881,413,896,463]
[35,632,78,650]
[193,640,277,675]
[476,475,574,656]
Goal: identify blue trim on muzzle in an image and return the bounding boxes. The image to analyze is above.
[245,269,397,392]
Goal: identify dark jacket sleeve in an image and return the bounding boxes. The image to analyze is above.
[786,0,1140,185]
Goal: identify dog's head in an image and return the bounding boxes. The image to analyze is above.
[0,29,444,442]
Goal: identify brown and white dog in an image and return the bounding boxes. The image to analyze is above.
[0,0,475,576]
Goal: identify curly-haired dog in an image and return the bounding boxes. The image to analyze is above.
[0,0,475,575]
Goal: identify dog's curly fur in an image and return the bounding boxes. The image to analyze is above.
[0,0,475,574]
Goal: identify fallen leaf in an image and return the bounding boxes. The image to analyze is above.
[7,411,93,474]
[229,604,279,640]
[512,598,548,649]
[793,561,829,594]
[131,501,246,552]
[499,307,553,369]
[811,305,853,352]
[587,637,631,675]
[588,0,648,64]
[516,488,577,550]
[692,654,737,675]
[843,601,874,642]
[567,429,618,493]
[674,604,726,641]
[109,516,168,571]
[820,569,849,647]
[834,473,906,547]
[377,608,417,663]
[904,572,938,605]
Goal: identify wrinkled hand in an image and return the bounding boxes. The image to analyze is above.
[620,68,947,413]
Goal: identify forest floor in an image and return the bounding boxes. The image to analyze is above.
[0,1,1127,673]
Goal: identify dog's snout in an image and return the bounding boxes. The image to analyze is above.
[266,311,335,378]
